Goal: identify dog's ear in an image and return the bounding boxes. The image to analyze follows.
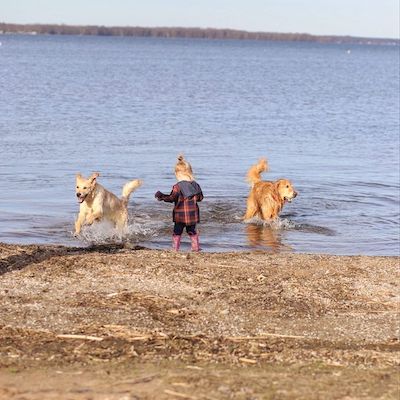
[90,172,100,182]
[76,173,82,180]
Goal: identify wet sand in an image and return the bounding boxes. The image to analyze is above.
[0,242,399,399]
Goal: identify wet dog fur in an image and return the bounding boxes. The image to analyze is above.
[74,172,142,235]
[244,158,297,221]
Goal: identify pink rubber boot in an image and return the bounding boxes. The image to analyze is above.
[190,233,200,252]
[172,234,181,251]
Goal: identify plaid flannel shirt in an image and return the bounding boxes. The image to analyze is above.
[160,183,203,225]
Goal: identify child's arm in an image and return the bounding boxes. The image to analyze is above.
[155,185,180,203]
[195,190,204,202]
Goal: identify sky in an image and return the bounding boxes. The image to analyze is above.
[1,0,399,39]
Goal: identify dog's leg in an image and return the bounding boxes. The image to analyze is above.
[86,210,103,225]
[260,202,277,221]
[115,212,128,235]
[244,193,259,220]
[74,212,86,235]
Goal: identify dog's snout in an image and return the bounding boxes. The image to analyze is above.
[76,193,81,198]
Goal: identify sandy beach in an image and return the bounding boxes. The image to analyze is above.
[0,242,398,399]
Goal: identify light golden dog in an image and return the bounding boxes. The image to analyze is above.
[244,158,297,221]
[74,172,142,235]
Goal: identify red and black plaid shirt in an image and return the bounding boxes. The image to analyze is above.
[161,183,203,225]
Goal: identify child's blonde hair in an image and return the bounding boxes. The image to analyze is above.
[175,154,194,181]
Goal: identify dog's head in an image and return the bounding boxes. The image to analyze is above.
[75,172,99,203]
[276,179,298,203]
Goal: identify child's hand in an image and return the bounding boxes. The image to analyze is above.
[155,191,163,200]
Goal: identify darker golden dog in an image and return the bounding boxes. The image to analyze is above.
[244,158,297,220]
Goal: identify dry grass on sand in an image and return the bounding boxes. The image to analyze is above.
[0,242,399,399]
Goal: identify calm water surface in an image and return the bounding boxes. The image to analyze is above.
[0,35,399,255]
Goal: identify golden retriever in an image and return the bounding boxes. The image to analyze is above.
[244,158,297,221]
[74,172,142,235]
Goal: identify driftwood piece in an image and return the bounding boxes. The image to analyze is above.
[239,357,257,364]
[164,389,197,399]
[56,334,103,341]
[225,333,305,341]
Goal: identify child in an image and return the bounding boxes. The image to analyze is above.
[155,155,204,251]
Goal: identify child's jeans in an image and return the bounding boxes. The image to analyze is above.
[173,223,196,236]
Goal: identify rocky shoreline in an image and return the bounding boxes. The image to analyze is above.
[0,242,398,399]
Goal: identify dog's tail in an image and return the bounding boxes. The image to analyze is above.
[246,158,269,187]
[121,179,143,204]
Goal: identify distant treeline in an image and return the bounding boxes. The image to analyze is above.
[0,22,398,45]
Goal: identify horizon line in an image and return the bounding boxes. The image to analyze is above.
[1,21,399,42]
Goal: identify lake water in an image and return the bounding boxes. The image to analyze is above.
[0,34,399,255]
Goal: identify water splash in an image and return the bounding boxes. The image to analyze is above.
[76,219,160,245]
[244,216,296,230]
